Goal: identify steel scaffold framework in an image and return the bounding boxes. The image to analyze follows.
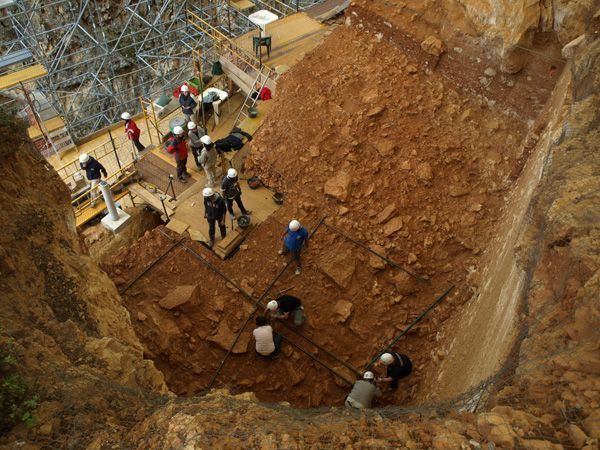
[1,0,211,138]
[0,0,328,140]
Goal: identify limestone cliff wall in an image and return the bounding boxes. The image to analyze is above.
[0,113,167,445]
[455,0,596,71]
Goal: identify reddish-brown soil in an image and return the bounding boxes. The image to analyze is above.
[104,6,561,408]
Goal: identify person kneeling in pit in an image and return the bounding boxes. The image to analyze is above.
[376,352,413,391]
[253,316,282,360]
[345,371,382,409]
[266,295,305,326]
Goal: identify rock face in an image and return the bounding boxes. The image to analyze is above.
[393,272,419,295]
[158,285,197,310]
[416,162,433,181]
[207,322,251,354]
[420,35,444,56]
[324,171,352,201]
[318,252,356,289]
[334,299,353,322]
[455,0,595,71]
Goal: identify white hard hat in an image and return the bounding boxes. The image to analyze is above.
[121,112,131,120]
[363,371,375,380]
[180,84,189,92]
[289,220,301,231]
[173,126,184,135]
[187,121,197,130]
[79,153,90,163]
[200,135,212,145]
[227,168,238,178]
[267,300,278,311]
[202,187,214,197]
[380,353,394,365]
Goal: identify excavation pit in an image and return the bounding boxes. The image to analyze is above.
[102,7,562,409]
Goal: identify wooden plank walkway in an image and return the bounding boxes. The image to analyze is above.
[234,13,327,70]
[74,190,129,228]
[0,64,47,90]
[128,182,175,218]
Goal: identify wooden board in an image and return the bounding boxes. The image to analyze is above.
[27,116,66,140]
[230,0,254,11]
[75,190,130,228]
[233,13,327,70]
[167,184,280,255]
[128,182,175,216]
[0,64,47,90]
[166,218,189,234]
[189,228,209,243]
[214,226,252,259]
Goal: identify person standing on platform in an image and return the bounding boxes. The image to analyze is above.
[376,352,413,391]
[166,126,189,183]
[345,371,382,409]
[221,168,250,219]
[121,112,145,152]
[188,121,205,170]
[179,85,197,123]
[198,135,217,188]
[202,187,227,248]
[79,153,107,207]
[278,219,309,275]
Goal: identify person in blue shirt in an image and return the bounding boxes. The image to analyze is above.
[278,219,309,275]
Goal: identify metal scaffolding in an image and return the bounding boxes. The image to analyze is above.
[1,0,210,138]
[0,0,327,140]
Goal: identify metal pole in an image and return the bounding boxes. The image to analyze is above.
[108,128,122,169]
[364,286,455,370]
[279,333,354,386]
[207,237,304,390]
[119,238,185,294]
[99,180,119,220]
[323,222,428,284]
[168,174,177,200]
[159,195,170,220]
[226,0,231,36]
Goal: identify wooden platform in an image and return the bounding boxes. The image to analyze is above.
[27,116,66,140]
[136,151,197,196]
[168,183,280,258]
[234,12,327,70]
[128,182,175,218]
[75,190,130,228]
[230,0,254,11]
[0,64,47,90]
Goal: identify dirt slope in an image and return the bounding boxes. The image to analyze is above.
[0,5,598,450]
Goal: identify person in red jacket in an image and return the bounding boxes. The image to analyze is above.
[166,126,190,183]
[121,112,145,152]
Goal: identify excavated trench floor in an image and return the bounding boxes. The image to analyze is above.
[102,9,562,407]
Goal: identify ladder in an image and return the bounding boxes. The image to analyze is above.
[233,65,272,128]
[140,97,162,145]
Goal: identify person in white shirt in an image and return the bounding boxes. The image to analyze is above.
[253,316,282,359]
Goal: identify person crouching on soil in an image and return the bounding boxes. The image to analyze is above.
[253,316,282,360]
[266,295,305,326]
[376,352,413,392]
[345,371,382,409]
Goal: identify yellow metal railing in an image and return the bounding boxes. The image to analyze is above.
[72,159,138,217]
[55,132,133,187]
[187,9,272,75]
[253,0,296,15]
